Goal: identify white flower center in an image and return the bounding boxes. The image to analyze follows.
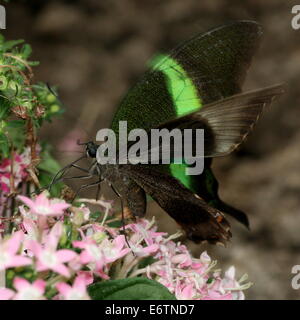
[87,245,102,261]
[40,250,58,267]
[18,287,42,300]
[0,176,10,185]
[102,243,117,259]
[0,250,11,267]
[66,289,87,300]
[35,206,52,215]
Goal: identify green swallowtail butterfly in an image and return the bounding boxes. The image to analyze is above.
[54,20,284,245]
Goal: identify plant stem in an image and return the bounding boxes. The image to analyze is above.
[0,233,5,288]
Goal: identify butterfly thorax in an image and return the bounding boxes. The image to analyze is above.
[85,141,129,184]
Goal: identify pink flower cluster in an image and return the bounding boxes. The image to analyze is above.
[0,192,251,300]
[122,219,250,300]
[0,148,31,194]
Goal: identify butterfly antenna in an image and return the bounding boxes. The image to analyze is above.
[46,82,59,99]
[77,139,95,146]
[57,150,85,154]
[77,139,87,146]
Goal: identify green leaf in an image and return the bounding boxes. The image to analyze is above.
[6,120,24,128]
[90,211,103,220]
[0,132,9,157]
[88,277,176,300]
[138,256,156,269]
[28,61,39,67]
[38,150,61,174]
[2,39,24,51]
[0,97,10,120]
[21,44,32,59]
[206,277,214,284]
[38,172,63,198]
[107,220,122,228]
[5,125,25,150]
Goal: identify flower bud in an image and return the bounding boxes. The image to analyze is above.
[92,231,107,244]
[50,104,60,113]
[46,93,56,103]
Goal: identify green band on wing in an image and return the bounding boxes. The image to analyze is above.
[150,54,204,189]
[149,54,204,189]
[169,163,191,189]
[150,54,202,116]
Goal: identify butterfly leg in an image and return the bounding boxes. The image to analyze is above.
[62,174,93,181]
[49,155,86,191]
[68,164,90,173]
[49,160,97,192]
[95,184,101,201]
[110,183,131,249]
[71,179,103,203]
[51,164,90,185]
[32,174,95,196]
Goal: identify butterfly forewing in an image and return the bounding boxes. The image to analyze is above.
[111,20,263,134]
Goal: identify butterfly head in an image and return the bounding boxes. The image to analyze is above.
[77,140,99,158]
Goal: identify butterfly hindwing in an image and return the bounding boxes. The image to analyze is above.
[121,85,284,231]
[119,164,231,244]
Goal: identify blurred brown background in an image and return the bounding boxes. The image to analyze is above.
[3,0,300,299]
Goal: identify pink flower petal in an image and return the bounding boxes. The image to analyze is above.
[9,256,32,268]
[0,288,15,300]
[7,231,23,254]
[51,203,70,213]
[33,279,46,293]
[35,193,49,207]
[25,240,42,257]
[17,195,36,210]
[56,282,71,296]
[52,264,71,278]
[114,235,126,249]
[181,284,194,299]
[79,251,92,264]
[56,249,77,263]
[77,271,93,286]
[46,234,59,251]
[13,278,29,291]
[72,241,86,249]
[73,276,87,291]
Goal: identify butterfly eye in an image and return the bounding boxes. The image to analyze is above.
[85,142,98,158]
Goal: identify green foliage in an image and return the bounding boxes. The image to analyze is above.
[107,220,123,228]
[0,131,9,157]
[38,149,61,174]
[37,147,64,197]
[89,211,104,221]
[0,33,64,157]
[88,277,176,300]
[138,256,156,269]
[0,33,66,196]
